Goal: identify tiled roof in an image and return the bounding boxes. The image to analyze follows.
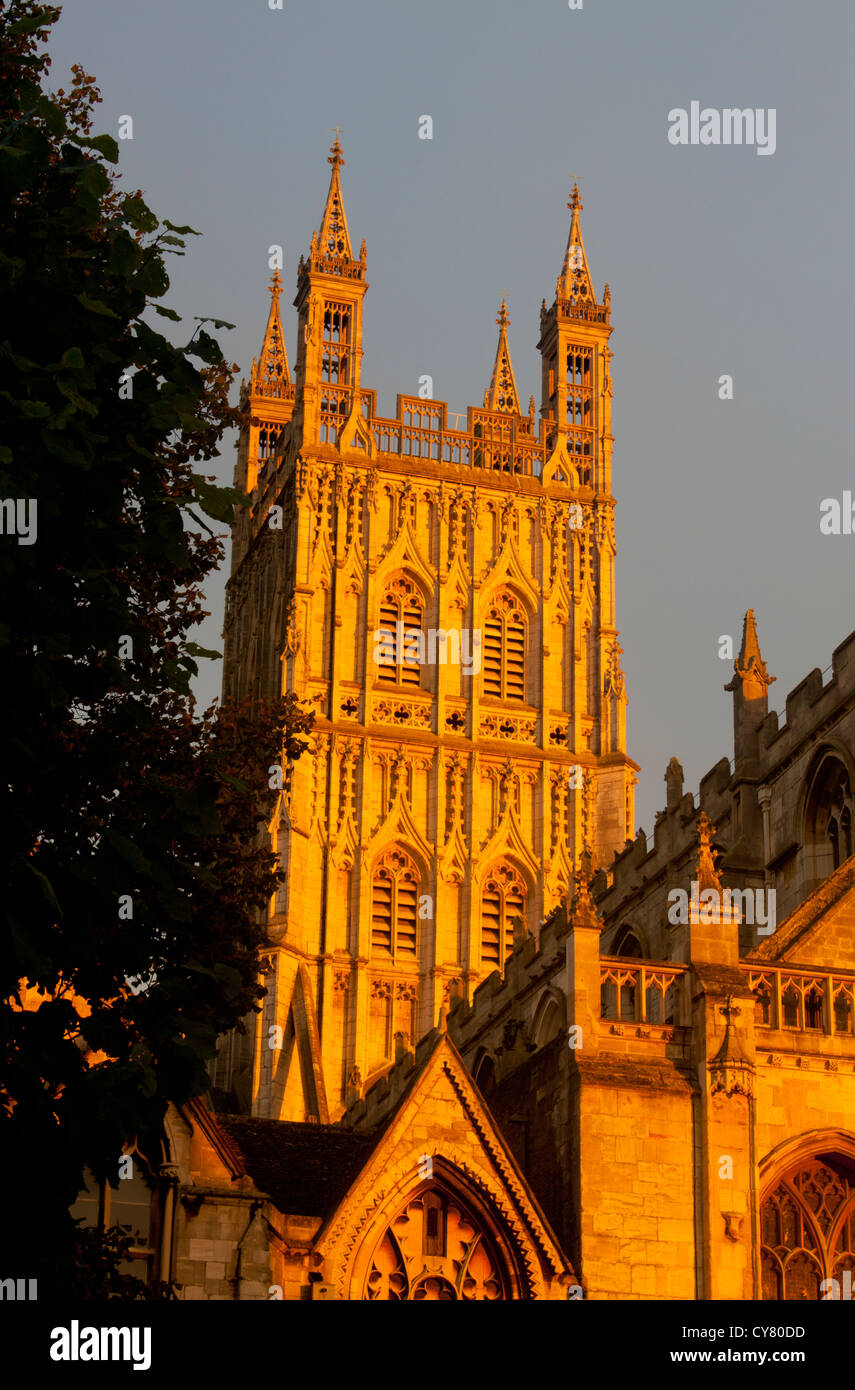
[216,1115,378,1218]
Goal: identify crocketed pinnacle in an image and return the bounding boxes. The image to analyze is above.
[251,268,290,397]
[484,298,520,413]
[724,609,776,694]
[558,177,596,303]
[316,136,354,261]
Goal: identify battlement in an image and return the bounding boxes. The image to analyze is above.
[340,1033,426,1130]
[759,631,855,757]
[449,904,570,1052]
[598,626,855,943]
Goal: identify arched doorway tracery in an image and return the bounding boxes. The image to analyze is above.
[761,1154,855,1299]
[361,1175,518,1301]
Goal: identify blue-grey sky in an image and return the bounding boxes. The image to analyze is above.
[52,0,855,829]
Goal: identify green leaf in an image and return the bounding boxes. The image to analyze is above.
[0,390,50,418]
[189,329,224,366]
[9,12,54,34]
[191,474,242,523]
[77,293,119,318]
[36,96,66,136]
[42,431,87,465]
[60,347,85,370]
[122,195,158,234]
[57,380,98,416]
[153,306,181,321]
[219,773,250,794]
[77,160,110,198]
[184,642,222,661]
[27,862,63,917]
[163,220,200,235]
[82,133,119,163]
[104,830,151,876]
[193,316,236,331]
[125,434,157,460]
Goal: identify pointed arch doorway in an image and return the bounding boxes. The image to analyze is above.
[761,1147,855,1299]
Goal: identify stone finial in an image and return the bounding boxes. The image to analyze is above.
[724,609,775,695]
[570,863,599,930]
[665,756,684,811]
[724,610,776,772]
[696,811,722,893]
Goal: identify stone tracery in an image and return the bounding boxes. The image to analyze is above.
[761,1158,855,1299]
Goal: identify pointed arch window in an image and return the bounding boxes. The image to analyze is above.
[803,755,855,887]
[473,1052,496,1095]
[481,861,526,968]
[376,576,424,688]
[371,848,419,959]
[483,591,526,702]
[761,1158,855,1299]
[533,995,564,1047]
[612,923,644,959]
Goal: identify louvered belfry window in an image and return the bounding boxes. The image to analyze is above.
[483,591,526,701]
[481,862,526,968]
[371,848,419,959]
[377,576,423,687]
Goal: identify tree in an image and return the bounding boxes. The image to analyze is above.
[0,2,313,1294]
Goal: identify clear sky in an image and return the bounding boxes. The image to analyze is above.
[51,0,855,829]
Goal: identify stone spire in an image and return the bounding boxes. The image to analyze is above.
[484,298,520,413]
[316,136,354,262]
[250,269,291,399]
[558,179,596,303]
[724,609,776,773]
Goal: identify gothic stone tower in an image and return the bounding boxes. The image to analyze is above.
[219,144,637,1122]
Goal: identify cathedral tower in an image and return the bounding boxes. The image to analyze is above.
[219,146,637,1121]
